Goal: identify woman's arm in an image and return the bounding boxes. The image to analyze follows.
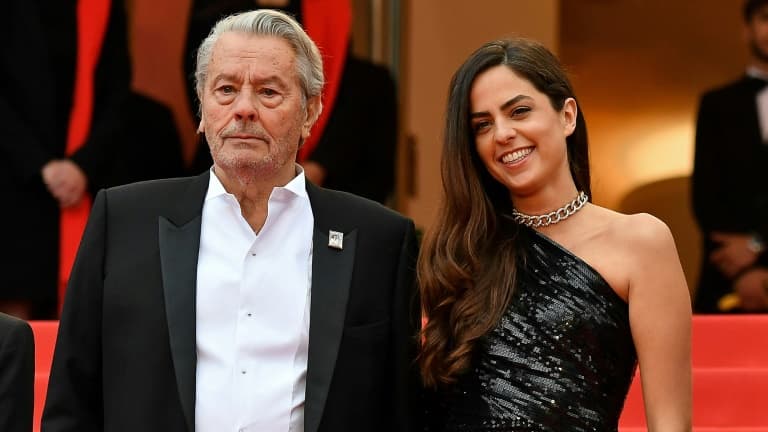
[626,214,692,431]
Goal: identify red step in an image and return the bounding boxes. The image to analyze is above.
[621,368,768,427]
[692,315,768,368]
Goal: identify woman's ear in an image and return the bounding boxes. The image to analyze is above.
[561,97,578,137]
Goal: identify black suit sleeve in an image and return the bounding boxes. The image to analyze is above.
[69,0,132,193]
[692,92,724,235]
[0,98,53,183]
[42,190,108,432]
[0,0,56,183]
[391,219,423,431]
[0,314,34,432]
[693,91,768,263]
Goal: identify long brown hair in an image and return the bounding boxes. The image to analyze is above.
[418,38,590,388]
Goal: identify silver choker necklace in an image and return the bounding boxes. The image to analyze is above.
[511,191,589,228]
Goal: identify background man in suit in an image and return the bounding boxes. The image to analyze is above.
[42,9,421,432]
[692,0,768,312]
[0,312,34,432]
[2,0,185,320]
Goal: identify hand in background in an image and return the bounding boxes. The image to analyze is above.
[710,232,759,278]
[733,267,768,311]
[41,159,88,208]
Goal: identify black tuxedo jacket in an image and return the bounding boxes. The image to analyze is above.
[0,313,34,432]
[42,172,421,431]
[692,75,768,312]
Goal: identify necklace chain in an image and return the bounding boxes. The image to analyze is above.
[511,191,589,228]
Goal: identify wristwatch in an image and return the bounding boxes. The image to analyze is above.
[747,233,766,254]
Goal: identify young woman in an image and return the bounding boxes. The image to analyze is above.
[418,38,691,431]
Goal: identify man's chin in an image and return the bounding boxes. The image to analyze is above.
[216,156,282,178]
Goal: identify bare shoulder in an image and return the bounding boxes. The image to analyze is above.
[595,208,683,283]
[590,207,675,254]
[585,207,685,298]
[618,212,674,246]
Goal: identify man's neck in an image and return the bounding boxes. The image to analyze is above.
[213,165,298,232]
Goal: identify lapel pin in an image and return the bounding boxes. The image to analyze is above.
[328,230,344,250]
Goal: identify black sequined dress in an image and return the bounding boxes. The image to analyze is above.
[426,227,637,432]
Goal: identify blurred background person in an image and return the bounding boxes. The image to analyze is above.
[0,0,132,319]
[692,0,768,313]
[1,0,185,320]
[304,48,398,204]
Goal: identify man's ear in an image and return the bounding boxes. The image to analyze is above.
[561,97,577,137]
[197,107,205,133]
[301,95,323,140]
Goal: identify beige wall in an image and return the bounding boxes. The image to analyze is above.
[560,0,746,210]
[400,0,559,229]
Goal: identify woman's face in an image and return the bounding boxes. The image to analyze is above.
[469,65,577,198]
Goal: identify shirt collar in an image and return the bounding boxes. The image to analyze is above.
[205,164,308,202]
[747,66,768,81]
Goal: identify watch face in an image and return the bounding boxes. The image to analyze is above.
[748,235,766,253]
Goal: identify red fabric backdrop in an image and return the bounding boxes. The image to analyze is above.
[58,0,111,312]
[298,0,352,161]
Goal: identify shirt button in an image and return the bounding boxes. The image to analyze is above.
[246,313,252,317]
[241,370,247,375]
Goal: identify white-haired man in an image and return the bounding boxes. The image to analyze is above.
[43,9,421,432]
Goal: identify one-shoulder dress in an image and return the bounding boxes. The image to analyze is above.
[426,226,638,431]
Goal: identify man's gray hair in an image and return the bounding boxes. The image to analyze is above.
[194,9,324,106]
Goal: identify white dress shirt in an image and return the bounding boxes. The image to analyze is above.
[195,166,313,432]
[747,66,768,144]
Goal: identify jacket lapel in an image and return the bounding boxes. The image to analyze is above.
[304,184,357,432]
[158,172,209,431]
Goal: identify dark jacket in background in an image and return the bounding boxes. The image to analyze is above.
[1,0,185,312]
[0,313,34,432]
[307,54,398,204]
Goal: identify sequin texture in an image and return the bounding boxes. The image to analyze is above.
[426,227,638,431]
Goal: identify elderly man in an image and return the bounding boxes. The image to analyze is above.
[42,9,420,432]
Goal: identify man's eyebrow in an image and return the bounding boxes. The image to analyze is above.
[210,73,237,86]
[210,73,288,88]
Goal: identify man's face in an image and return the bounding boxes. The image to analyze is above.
[747,5,768,62]
[199,32,319,183]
